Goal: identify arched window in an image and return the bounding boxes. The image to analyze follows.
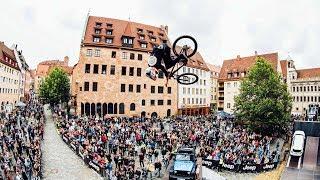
[130,103,135,111]
[85,103,90,116]
[97,103,102,116]
[119,103,125,114]
[114,103,118,114]
[103,103,107,116]
[81,103,84,115]
[91,103,96,116]
[108,103,113,114]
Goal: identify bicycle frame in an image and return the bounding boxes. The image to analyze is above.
[168,62,186,79]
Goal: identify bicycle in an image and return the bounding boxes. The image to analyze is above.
[168,35,199,85]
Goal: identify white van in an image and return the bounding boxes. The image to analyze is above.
[290,131,305,156]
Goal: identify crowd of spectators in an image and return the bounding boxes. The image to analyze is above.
[54,111,282,179]
[0,102,44,180]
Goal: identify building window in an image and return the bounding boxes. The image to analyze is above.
[92,82,98,91]
[121,66,127,75]
[151,86,155,93]
[111,51,116,58]
[119,103,125,114]
[121,84,125,92]
[122,52,128,59]
[311,86,314,91]
[158,86,164,93]
[144,84,147,89]
[95,29,101,34]
[139,35,145,40]
[84,82,89,91]
[141,43,147,48]
[136,85,141,93]
[101,65,107,74]
[110,65,115,75]
[129,84,133,92]
[106,30,113,35]
[142,99,145,106]
[138,54,143,60]
[93,64,99,74]
[167,100,171,105]
[128,39,133,44]
[86,49,92,57]
[94,49,100,57]
[130,103,135,111]
[167,87,172,94]
[293,87,296,92]
[158,100,164,105]
[107,23,112,28]
[137,28,143,33]
[129,67,134,76]
[137,68,142,77]
[227,103,231,108]
[93,37,101,43]
[151,37,156,42]
[106,38,113,44]
[85,64,90,73]
[158,71,164,79]
[95,22,102,27]
[130,53,135,60]
[151,100,155,106]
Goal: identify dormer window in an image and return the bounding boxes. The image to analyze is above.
[139,35,145,40]
[141,43,147,48]
[122,37,133,47]
[95,29,101,34]
[137,28,143,33]
[159,33,164,37]
[227,73,232,78]
[96,22,102,27]
[148,31,154,35]
[106,30,113,35]
[93,37,101,43]
[106,23,113,28]
[151,37,156,42]
[106,38,113,44]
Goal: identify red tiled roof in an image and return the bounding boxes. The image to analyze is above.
[83,16,168,52]
[297,68,320,79]
[174,46,209,71]
[39,60,65,65]
[219,52,279,81]
[280,60,288,78]
[207,63,221,78]
[0,42,20,70]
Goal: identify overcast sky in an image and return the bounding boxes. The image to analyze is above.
[0,0,319,69]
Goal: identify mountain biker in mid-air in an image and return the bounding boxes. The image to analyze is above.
[145,43,187,86]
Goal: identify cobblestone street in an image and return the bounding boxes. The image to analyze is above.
[41,107,102,180]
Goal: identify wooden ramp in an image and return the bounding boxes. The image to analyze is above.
[303,136,319,170]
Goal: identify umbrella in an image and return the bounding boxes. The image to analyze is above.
[15,102,26,107]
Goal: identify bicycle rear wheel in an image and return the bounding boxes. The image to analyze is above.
[177,73,199,85]
[172,35,198,58]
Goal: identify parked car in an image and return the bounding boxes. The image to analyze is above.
[169,147,197,180]
[290,130,305,156]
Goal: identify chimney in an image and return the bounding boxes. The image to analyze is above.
[64,56,69,66]
[237,55,241,61]
[254,51,258,56]
[160,25,168,34]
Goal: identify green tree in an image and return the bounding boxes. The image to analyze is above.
[234,57,292,136]
[39,67,70,105]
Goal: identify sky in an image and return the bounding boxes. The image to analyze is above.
[0,0,319,69]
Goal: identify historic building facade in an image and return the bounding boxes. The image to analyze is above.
[218,52,283,113]
[34,56,72,94]
[72,16,177,118]
[281,59,320,115]
[177,52,211,115]
[207,64,220,112]
[0,42,21,112]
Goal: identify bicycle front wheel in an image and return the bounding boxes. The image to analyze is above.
[177,73,199,85]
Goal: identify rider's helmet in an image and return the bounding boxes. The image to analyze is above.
[145,67,158,81]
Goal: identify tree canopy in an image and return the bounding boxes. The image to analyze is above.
[39,67,70,105]
[234,57,292,136]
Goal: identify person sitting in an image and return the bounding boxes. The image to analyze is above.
[145,43,187,86]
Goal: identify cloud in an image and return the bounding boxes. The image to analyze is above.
[0,0,319,70]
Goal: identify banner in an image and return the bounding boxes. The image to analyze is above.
[202,158,278,173]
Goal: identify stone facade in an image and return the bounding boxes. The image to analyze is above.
[72,16,177,118]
